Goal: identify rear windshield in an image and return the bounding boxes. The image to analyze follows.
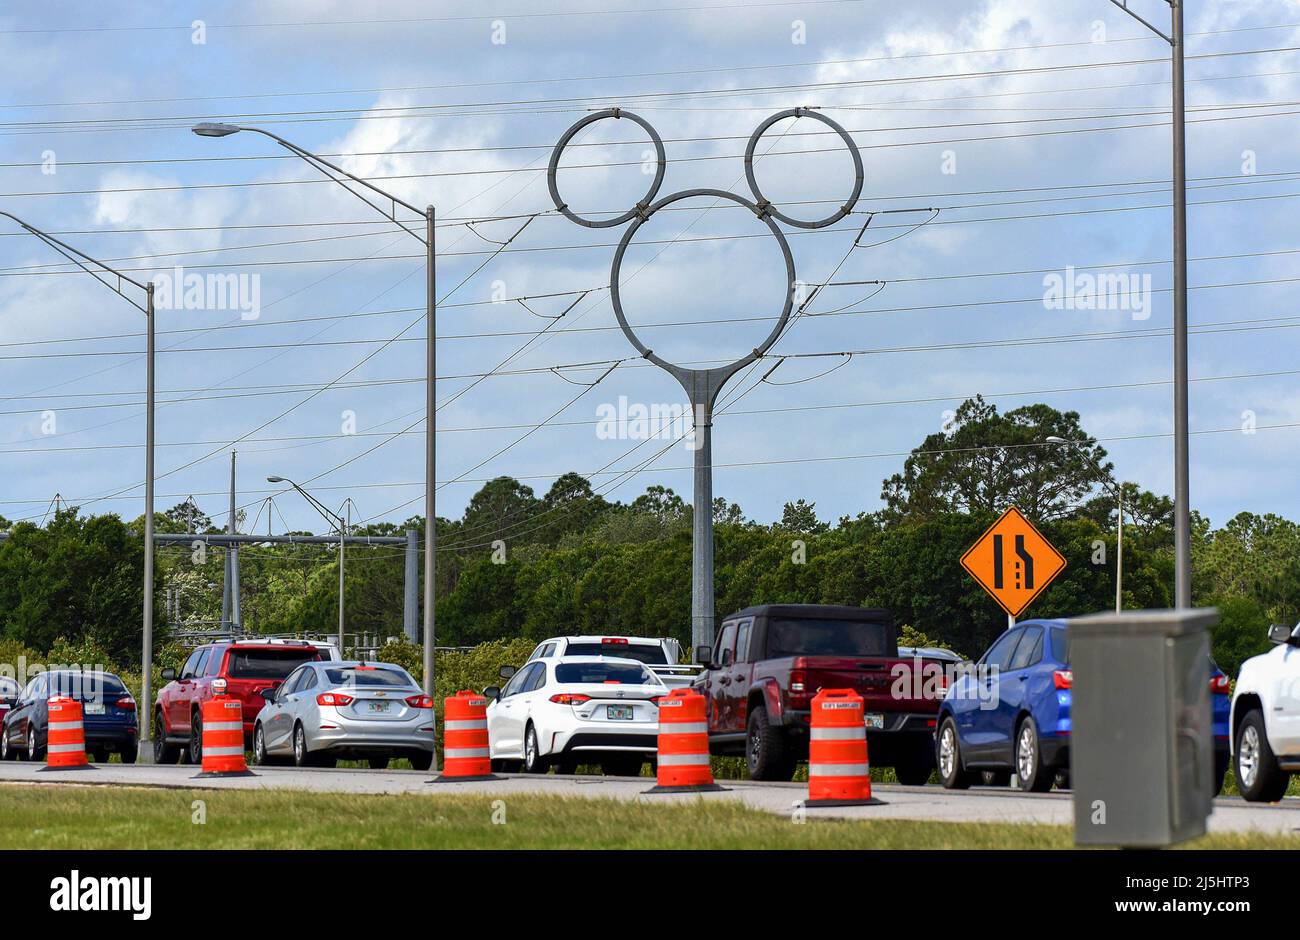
[555,663,651,685]
[1049,627,1069,665]
[227,648,319,679]
[564,642,667,665]
[767,618,893,658]
[323,667,411,687]
[46,672,127,700]
[0,678,18,696]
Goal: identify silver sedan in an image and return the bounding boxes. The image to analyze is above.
[252,661,434,770]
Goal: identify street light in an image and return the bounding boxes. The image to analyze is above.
[197,124,439,756]
[1104,1,1191,607]
[0,210,158,763]
[1046,436,1124,613]
[268,476,347,653]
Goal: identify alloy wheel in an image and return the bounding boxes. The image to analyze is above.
[1238,725,1260,789]
[294,727,306,766]
[939,725,957,779]
[27,725,38,761]
[1017,725,1036,781]
[524,728,538,770]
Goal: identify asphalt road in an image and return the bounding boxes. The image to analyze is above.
[2,761,1298,834]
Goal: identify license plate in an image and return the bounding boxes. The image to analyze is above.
[606,705,633,720]
[84,703,105,715]
[864,712,885,730]
[366,701,391,714]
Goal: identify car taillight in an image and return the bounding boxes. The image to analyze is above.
[601,638,628,646]
[405,695,433,708]
[650,696,663,705]
[116,697,136,711]
[317,692,354,707]
[790,668,807,694]
[550,694,592,705]
[1209,674,1230,695]
[1053,670,1073,690]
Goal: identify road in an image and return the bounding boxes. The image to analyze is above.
[2,762,1298,834]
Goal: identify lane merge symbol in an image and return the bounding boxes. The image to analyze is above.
[960,506,1066,618]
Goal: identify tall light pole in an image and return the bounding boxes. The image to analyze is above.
[0,210,158,763]
[195,124,439,750]
[1105,0,1190,607]
[267,476,347,653]
[1046,436,1124,613]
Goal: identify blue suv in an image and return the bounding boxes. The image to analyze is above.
[937,619,1071,792]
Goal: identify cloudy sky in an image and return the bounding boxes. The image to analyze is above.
[1,0,1298,536]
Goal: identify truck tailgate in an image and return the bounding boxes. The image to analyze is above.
[802,657,942,714]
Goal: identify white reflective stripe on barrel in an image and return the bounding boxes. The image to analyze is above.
[203,746,245,757]
[444,719,487,731]
[810,726,864,741]
[48,721,84,732]
[656,752,710,766]
[204,721,243,733]
[660,722,707,735]
[445,747,490,759]
[809,762,871,776]
[47,743,85,754]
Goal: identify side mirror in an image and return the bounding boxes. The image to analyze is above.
[498,665,517,680]
[160,668,176,682]
[694,646,712,667]
[260,688,278,702]
[483,686,501,701]
[1268,623,1298,646]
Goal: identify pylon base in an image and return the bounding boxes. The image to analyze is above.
[428,773,501,783]
[36,764,96,773]
[804,796,884,807]
[642,783,730,794]
[192,769,258,779]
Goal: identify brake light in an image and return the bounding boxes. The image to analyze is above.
[790,667,807,694]
[650,696,663,705]
[317,692,354,707]
[115,697,136,711]
[601,638,628,646]
[550,694,592,705]
[1053,670,1072,690]
[1209,674,1230,695]
[405,694,433,708]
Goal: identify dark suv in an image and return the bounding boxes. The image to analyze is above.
[153,641,324,763]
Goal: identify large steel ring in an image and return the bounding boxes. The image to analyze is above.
[547,108,667,229]
[743,107,864,230]
[609,188,795,374]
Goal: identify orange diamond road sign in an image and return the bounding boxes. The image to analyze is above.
[960,506,1066,618]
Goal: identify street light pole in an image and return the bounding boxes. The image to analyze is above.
[1106,0,1190,607]
[0,210,157,763]
[195,122,439,711]
[267,476,347,653]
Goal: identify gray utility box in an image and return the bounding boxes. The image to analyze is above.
[1070,608,1217,847]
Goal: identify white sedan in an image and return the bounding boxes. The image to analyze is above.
[485,656,665,776]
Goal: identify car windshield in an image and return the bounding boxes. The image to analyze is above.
[227,648,319,679]
[767,617,892,658]
[323,667,412,688]
[563,642,667,664]
[46,672,127,701]
[1049,627,1069,665]
[0,678,18,696]
[555,662,653,685]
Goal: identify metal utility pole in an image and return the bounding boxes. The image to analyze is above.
[228,451,240,632]
[545,108,863,656]
[193,123,439,724]
[1106,0,1190,607]
[267,476,347,655]
[0,210,158,764]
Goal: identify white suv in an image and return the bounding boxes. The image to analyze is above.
[1230,622,1300,802]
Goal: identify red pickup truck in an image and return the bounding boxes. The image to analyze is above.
[153,640,325,763]
[695,604,944,784]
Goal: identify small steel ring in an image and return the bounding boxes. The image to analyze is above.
[744,108,864,230]
[547,109,667,229]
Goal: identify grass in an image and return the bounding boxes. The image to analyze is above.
[1,784,1297,850]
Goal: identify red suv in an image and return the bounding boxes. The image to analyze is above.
[153,641,324,763]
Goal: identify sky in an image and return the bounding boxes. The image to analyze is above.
[1,0,1298,538]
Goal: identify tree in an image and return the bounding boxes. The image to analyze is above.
[777,499,828,533]
[459,477,538,549]
[163,499,212,534]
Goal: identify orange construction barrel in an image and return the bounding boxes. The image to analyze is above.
[193,691,255,778]
[645,688,726,794]
[808,688,875,806]
[431,690,498,782]
[40,697,92,772]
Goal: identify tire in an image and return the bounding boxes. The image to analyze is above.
[1014,717,1054,793]
[894,762,933,786]
[293,723,311,768]
[120,745,137,765]
[408,750,433,772]
[153,711,181,764]
[188,711,203,766]
[522,724,549,774]
[91,750,110,764]
[26,722,43,762]
[367,756,391,770]
[0,728,13,762]
[599,756,644,777]
[1236,709,1291,803]
[981,770,1013,788]
[252,724,269,766]
[936,717,974,789]
[745,707,797,781]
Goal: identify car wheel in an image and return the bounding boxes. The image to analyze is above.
[189,712,203,766]
[91,750,110,764]
[26,723,43,762]
[153,711,181,764]
[120,745,137,765]
[894,760,933,786]
[1236,709,1291,802]
[408,750,433,772]
[368,756,391,770]
[253,724,269,766]
[0,728,11,762]
[293,724,310,768]
[1015,717,1054,792]
[522,724,549,774]
[937,717,974,789]
[599,756,643,777]
[746,707,796,781]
